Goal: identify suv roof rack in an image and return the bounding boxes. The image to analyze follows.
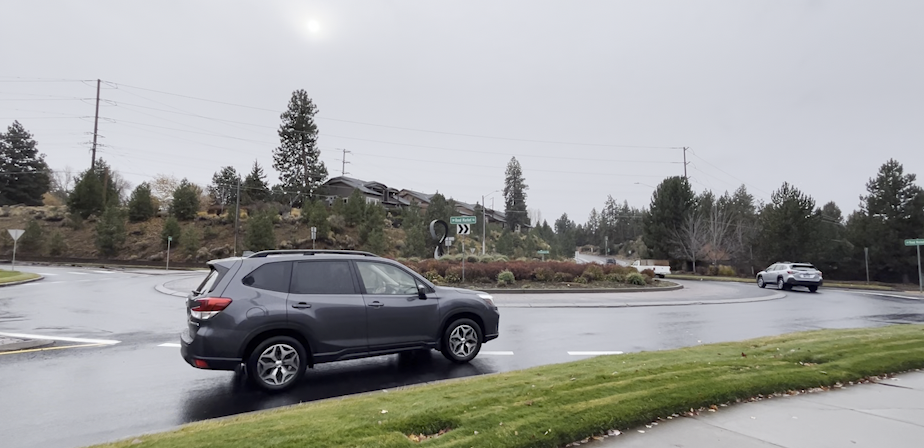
[247,249,379,258]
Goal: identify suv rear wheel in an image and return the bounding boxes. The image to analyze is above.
[441,318,482,363]
[247,336,307,392]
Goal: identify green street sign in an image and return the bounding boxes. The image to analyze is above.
[168,236,173,242]
[905,239,924,246]
[450,216,477,225]
[537,250,550,254]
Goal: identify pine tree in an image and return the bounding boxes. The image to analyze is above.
[425,193,455,226]
[242,160,269,204]
[401,204,430,258]
[19,220,45,254]
[272,90,327,205]
[162,217,181,249]
[208,166,241,209]
[756,182,822,265]
[360,204,387,249]
[48,231,67,256]
[127,182,156,222]
[245,212,277,252]
[0,121,50,206]
[344,189,367,226]
[301,199,330,239]
[554,213,577,258]
[642,176,696,259]
[67,159,120,219]
[95,207,126,257]
[171,179,201,221]
[182,226,200,256]
[503,157,529,230]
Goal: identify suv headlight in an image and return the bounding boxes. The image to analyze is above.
[478,293,496,308]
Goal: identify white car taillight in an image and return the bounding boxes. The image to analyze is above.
[190,298,232,320]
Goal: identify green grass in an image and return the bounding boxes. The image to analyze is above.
[0,270,40,284]
[669,274,896,291]
[92,325,924,448]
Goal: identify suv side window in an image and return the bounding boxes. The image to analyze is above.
[242,262,292,293]
[291,261,357,294]
[356,261,421,295]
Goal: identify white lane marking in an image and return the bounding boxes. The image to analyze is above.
[158,343,181,348]
[93,270,117,274]
[68,272,89,275]
[481,351,515,355]
[37,273,58,276]
[567,351,624,356]
[0,332,120,345]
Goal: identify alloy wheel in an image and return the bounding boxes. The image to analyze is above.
[256,344,300,386]
[449,324,478,358]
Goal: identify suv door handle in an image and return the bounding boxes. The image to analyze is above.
[291,302,312,309]
[368,301,384,308]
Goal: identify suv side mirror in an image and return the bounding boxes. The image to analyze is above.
[417,283,428,300]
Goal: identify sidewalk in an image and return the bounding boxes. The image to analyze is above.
[589,371,924,448]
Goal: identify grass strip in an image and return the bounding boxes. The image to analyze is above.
[92,325,924,448]
[0,271,40,284]
[669,274,896,291]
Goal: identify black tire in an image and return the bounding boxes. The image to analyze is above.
[440,318,483,363]
[757,276,766,288]
[656,274,665,279]
[777,278,790,291]
[809,286,818,293]
[246,336,307,392]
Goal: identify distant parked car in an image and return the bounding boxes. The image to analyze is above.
[605,258,617,265]
[629,260,671,278]
[181,250,500,392]
[756,262,823,292]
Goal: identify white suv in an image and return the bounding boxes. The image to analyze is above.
[756,262,823,293]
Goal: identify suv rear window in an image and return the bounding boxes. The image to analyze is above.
[792,264,816,271]
[242,262,292,292]
[290,261,357,294]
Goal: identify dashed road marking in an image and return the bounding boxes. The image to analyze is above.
[481,351,515,355]
[567,351,624,356]
[93,271,117,274]
[0,332,121,345]
[68,272,89,275]
[158,343,181,348]
[37,273,58,276]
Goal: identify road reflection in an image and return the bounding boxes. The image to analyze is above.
[180,350,491,423]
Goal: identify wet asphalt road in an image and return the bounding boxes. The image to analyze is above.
[1,265,923,448]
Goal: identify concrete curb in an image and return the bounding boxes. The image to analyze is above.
[0,338,54,352]
[853,291,924,301]
[155,284,189,298]
[496,291,787,308]
[0,274,44,287]
[482,283,683,294]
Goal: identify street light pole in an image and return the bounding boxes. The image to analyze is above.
[482,194,486,255]
[864,247,870,284]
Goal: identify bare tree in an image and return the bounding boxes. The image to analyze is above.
[49,166,76,201]
[671,211,707,273]
[704,195,735,267]
[150,174,180,211]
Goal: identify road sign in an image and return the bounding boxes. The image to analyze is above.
[904,239,924,246]
[456,224,471,235]
[310,227,317,239]
[8,229,24,241]
[537,250,550,254]
[167,236,173,242]
[450,216,477,225]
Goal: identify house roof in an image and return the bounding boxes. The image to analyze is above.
[399,189,433,204]
[325,176,380,196]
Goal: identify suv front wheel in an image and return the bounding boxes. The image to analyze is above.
[441,318,482,363]
[247,336,307,392]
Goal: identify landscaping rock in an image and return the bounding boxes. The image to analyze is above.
[149,252,165,262]
[210,245,231,258]
[196,247,210,261]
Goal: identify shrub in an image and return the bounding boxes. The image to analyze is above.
[695,265,708,276]
[533,267,555,282]
[161,217,181,249]
[127,182,156,222]
[181,226,200,255]
[444,266,463,284]
[19,220,45,254]
[95,207,126,257]
[203,226,218,241]
[626,272,646,286]
[497,270,515,286]
[582,265,605,282]
[424,270,445,285]
[639,269,655,279]
[48,231,67,256]
[328,214,346,232]
[575,275,589,284]
[245,212,277,252]
[553,272,575,283]
[604,273,625,283]
[718,265,737,277]
[302,200,330,238]
[65,212,84,230]
[707,265,719,276]
[171,179,202,221]
[505,261,533,281]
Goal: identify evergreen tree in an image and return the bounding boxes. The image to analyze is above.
[48,231,67,256]
[554,213,577,258]
[67,159,120,219]
[0,121,50,206]
[245,212,277,252]
[401,204,430,258]
[360,204,387,249]
[503,157,529,229]
[171,179,201,221]
[473,202,485,243]
[301,199,330,239]
[242,160,269,204]
[642,176,696,259]
[425,193,455,226]
[95,207,126,257]
[181,226,200,256]
[272,90,327,205]
[756,182,822,264]
[127,182,156,222]
[208,166,241,209]
[852,160,924,283]
[161,217,181,249]
[19,220,45,254]
[344,189,367,226]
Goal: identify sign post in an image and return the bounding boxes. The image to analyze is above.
[166,236,172,271]
[537,249,550,262]
[905,239,924,293]
[452,217,475,281]
[310,226,317,249]
[7,229,24,271]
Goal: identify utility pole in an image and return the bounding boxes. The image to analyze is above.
[864,247,870,284]
[482,195,487,255]
[91,79,100,168]
[682,146,688,179]
[338,148,351,176]
[233,178,241,256]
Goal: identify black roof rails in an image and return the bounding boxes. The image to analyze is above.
[246,249,379,258]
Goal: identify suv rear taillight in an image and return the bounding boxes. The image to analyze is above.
[191,298,232,320]
[787,270,794,274]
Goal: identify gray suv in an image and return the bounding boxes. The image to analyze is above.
[756,262,823,292]
[180,250,500,391]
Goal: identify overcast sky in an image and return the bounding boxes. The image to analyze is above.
[2,0,922,224]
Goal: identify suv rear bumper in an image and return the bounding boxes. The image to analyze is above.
[786,278,823,287]
[181,330,242,371]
